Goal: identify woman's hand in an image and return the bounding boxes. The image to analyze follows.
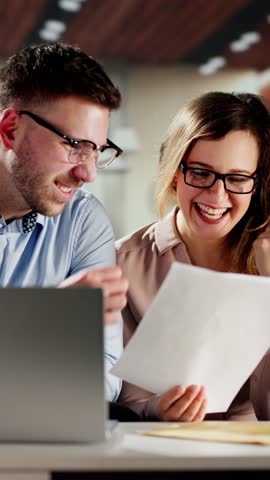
[157,384,207,422]
[254,224,270,276]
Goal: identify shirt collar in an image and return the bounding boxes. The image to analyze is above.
[142,206,182,255]
[22,211,45,233]
[22,211,38,233]
[0,211,45,234]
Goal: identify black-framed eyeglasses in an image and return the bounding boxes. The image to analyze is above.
[179,163,258,194]
[18,110,123,169]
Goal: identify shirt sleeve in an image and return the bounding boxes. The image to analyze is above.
[71,194,116,272]
[69,194,123,401]
[104,318,123,401]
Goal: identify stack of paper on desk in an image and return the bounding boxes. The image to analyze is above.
[111,263,270,412]
[141,421,270,446]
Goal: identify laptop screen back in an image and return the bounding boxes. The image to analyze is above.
[0,287,105,443]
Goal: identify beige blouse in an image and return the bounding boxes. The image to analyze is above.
[116,207,267,421]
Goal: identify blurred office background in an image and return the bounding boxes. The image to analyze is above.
[1,0,270,238]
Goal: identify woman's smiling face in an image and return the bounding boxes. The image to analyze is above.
[175,130,259,243]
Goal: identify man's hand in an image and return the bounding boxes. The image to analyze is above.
[254,223,270,276]
[157,384,207,422]
[59,266,128,325]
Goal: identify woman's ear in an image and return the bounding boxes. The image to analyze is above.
[0,109,19,149]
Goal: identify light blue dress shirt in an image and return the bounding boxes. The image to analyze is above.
[0,188,122,401]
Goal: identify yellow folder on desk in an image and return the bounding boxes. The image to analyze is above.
[142,421,270,446]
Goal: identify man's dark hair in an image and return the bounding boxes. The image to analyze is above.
[0,42,121,110]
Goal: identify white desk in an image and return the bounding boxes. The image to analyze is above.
[1,422,270,479]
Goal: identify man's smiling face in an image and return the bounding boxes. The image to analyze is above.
[9,96,109,216]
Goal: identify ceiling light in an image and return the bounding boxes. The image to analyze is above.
[229,40,249,52]
[230,31,261,53]
[39,29,61,41]
[44,20,66,33]
[58,0,82,12]
[39,19,66,41]
[241,31,261,45]
[199,57,227,75]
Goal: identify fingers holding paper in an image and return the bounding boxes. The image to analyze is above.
[157,385,207,422]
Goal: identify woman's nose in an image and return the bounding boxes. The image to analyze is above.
[208,178,228,198]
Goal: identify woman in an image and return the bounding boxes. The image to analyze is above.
[116,91,270,421]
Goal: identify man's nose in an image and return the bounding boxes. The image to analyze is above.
[71,157,97,183]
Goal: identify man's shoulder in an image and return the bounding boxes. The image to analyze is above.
[42,188,110,235]
[61,188,106,218]
[69,187,96,206]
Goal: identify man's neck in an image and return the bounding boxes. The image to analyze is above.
[0,162,31,221]
[2,210,32,224]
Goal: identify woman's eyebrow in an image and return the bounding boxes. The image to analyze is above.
[186,161,253,175]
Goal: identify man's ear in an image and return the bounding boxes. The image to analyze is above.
[0,109,19,149]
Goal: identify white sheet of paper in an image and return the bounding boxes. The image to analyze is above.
[111,262,270,412]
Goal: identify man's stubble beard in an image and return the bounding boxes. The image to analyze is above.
[12,140,66,217]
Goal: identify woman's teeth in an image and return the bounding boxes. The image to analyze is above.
[197,202,228,220]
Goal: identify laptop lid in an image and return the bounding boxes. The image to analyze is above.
[0,287,106,443]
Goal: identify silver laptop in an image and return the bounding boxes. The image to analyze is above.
[0,287,108,443]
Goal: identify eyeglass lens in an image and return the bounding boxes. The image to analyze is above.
[68,142,117,168]
[185,169,255,193]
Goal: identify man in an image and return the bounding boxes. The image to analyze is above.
[0,42,128,403]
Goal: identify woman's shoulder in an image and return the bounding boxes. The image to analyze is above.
[116,221,157,256]
[116,207,181,259]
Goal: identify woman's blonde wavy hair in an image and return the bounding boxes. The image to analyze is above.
[156,91,270,274]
